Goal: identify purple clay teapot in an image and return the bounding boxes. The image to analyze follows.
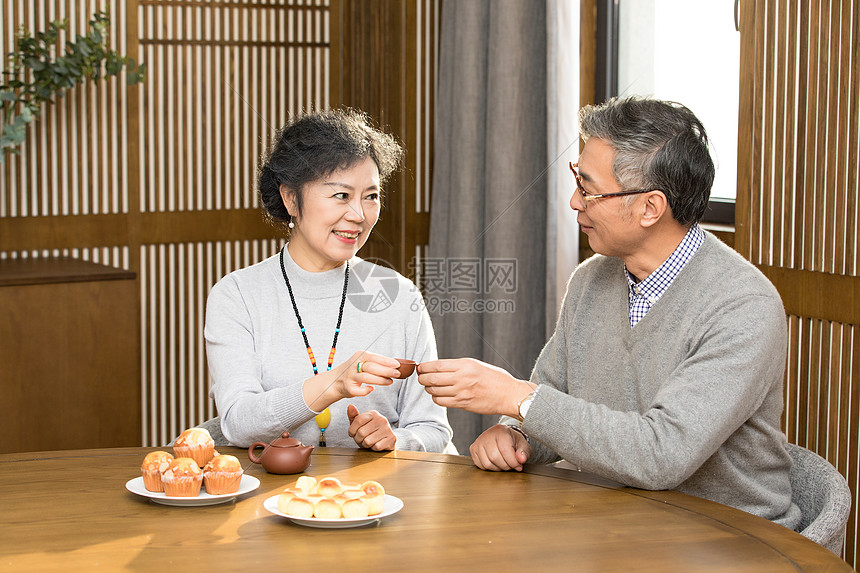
[248,431,313,474]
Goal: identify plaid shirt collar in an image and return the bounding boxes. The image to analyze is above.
[624,224,704,326]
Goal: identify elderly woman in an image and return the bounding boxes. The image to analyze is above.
[205,108,452,452]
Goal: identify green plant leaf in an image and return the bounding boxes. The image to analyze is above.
[24,57,46,71]
[3,10,145,158]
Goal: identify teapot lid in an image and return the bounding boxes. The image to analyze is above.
[270,431,302,448]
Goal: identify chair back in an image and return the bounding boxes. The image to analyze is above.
[787,442,852,555]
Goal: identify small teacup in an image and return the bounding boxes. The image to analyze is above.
[395,359,417,379]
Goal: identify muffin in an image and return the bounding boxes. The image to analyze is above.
[203,454,243,495]
[141,451,174,492]
[173,428,215,467]
[161,457,203,497]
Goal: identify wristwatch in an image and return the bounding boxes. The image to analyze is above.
[517,389,536,422]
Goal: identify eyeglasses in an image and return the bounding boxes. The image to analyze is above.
[569,162,653,208]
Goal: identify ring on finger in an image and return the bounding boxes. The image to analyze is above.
[356,361,363,374]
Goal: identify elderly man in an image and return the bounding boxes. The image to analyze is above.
[417,96,801,528]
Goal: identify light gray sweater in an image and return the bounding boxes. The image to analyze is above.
[512,233,801,529]
[205,246,453,452]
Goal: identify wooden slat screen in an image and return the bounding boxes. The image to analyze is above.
[329,0,438,274]
[140,238,279,445]
[1,0,131,219]
[137,0,329,214]
[408,0,439,293]
[738,0,860,565]
[2,0,437,452]
[0,0,329,447]
[135,0,328,446]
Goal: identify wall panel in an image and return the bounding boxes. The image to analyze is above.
[1,0,436,452]
[140,238,279,446]
[135,0,328,445]
[1,0,130,218]
[738,0,860,565]
[0,0,327,447]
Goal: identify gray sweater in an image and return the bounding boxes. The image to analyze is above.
[205,246,453,452]
[513,233,801,529]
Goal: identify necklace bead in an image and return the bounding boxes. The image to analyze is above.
[279,246,350,446]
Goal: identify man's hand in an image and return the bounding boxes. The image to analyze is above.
[346,404,397,451]
[470,424,532,472]
[416,358,533,417]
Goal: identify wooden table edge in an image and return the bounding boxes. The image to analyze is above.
[1,447,850,571]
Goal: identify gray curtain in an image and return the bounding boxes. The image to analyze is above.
[429,0,548,455]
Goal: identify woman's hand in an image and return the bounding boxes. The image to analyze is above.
[416,358,534,417]
[470,424,532,471]
[346,404,397,450]
[302,351,400,413]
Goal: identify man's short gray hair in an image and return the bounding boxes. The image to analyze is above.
[579,96,715,226]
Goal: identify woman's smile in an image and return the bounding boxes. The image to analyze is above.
[333,229,361,242]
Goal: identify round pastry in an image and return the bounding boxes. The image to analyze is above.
[361,480,385,497]
[361,481,386,515]
[342,497,370,518]
[363,491,385,516]
[313,498,343,519]
[161,457,203,497]
[141,451,174,492]
[315,477,343,497]
[282,475,387,518]
[202,454,243,494]
[173,428,215,468]
[295,476,317,493]
[283,496,314,518]
[277,487,306,512]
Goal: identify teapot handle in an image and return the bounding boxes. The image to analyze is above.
[248,442,268,464]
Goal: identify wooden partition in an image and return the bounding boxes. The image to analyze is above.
[0,258,139,453]
[330,0,438,274]
[737,0,859,566]
[1,0,436,449]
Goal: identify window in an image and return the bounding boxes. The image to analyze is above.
[597,0,740,225]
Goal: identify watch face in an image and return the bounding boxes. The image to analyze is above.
[519,394,534,419]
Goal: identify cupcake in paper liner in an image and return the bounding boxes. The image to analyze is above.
[161,457,203,497]
[141,451,174,492]
[203,454,244,495]
[173,427,215,467]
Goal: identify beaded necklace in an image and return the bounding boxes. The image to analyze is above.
[279,246,349,447]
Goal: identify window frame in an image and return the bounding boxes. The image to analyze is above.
[594,0,735,227]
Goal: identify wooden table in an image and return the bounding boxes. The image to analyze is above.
[0,447,852,572]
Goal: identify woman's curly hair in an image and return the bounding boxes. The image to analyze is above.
[258,108,404,229]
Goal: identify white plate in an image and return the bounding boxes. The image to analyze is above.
[263,494,404,528]
[125,474,260,506]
